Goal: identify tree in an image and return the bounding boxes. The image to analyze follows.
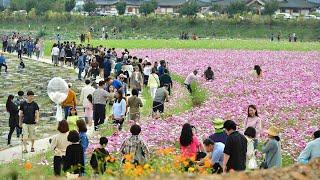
[0,5,4,11]
[116,1,126,15]
[263,0,279,16]
[211,4,223,13]
[139,0,158,16]
[65,0,76,12]
[26,0,37,12]
[263,0,279,28]
[35,0,52,15]
[83,1,97,13]
[226,1,247,16]
[178,0,200,17]
[10,0,26,11]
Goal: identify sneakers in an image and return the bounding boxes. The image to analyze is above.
[23,150,28,153]
[31,148,35,152]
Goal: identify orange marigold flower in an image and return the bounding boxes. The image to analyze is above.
[24,162,32,170]
[123,154,133,162]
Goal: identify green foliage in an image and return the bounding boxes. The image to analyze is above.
[139,1,157,16]
[116,1,127,15]
[178,0,200,17]
[211,4,223,13]
[65,0,76,12]
[83,1,97,13]
[0,5,4,11]
[26,0,37,12]
[226,1,248,15]
[10,0,26,11]
[263,0,279,16]
[35,0,52,15]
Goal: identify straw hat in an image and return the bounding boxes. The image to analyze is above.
[213,118,224,129]
[266,126,280,137]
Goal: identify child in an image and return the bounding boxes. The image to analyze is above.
[63,130,85,176]
[67,107,79,131]
[77,120,89,163]
[50,120,70,176]
[120,124,149,165]
[18,60,25,72]
[85,94,93,126]
[90,137,109,175]
[244,127,258,170]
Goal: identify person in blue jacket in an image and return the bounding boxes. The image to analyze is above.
[77,52,85,81]
[297,130,320,164]
[103,55,112,79]
[0,52,8,73]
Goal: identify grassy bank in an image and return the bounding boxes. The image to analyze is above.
[42,39,320,56]
[0,15,319,41]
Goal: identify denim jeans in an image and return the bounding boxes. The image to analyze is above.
[78,68,84,80]
[64,106,72,120]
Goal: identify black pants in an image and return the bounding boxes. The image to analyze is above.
[104,71,110,79]
[16,126,22,138]
[94,104,106,128]
[185,84,192,93]
[54,156,64,176]
[0,63,8,72]
[18,50,22,59]
[152,101,164,113]
[7,126,15,145]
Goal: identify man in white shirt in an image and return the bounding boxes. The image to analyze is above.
[184,70,198,93]
[51,44,60,66]
[79,79,95,121]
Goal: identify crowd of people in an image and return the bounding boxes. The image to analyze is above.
[2,33,44,61]
[2,41,320,177]
[270,33,298,42]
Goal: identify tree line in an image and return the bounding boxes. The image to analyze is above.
[5,0,279,17]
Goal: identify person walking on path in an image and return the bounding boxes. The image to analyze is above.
[19,91,40,153]
[112,90,127,131]
[92,81,111,131]
[77,52,86,81]
[62,83,77,120]
[222,120,247,172]
[159,69,173,95]
[297,130,320,164]
[103,55,112,79]
[130,67,143,92]
[127,89,143,122]
[6,95,19,146]
[80,79,95,123]
[14,91,25,138]
[148,68,160,99]
[261,126,282,169]
[51,43,60,66]
[152,84,169,119]
[184,70,198,94]
[0,52,8,73]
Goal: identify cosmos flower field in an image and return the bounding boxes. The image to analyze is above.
[92,49,320,160]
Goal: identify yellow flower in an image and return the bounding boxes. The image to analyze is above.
[188,167,195,172]
[105,156,111,161]
[143,164,150,169]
